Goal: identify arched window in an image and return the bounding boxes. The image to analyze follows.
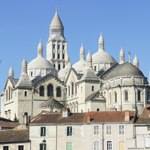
[147,91,149,102]
[97,108,99,111]
[94,66,96,71]
[72,82,74,95]
[31,71,33,76]
[115,92,117,102]
[58,64,61,71]
[9,86,10,100]
[138,91,141,101]
[40,86,44,96]
[56,87,61,97]
[47,84,53,97]
[125,91,128,101]
[68,86,70,96]
[25,91,27,97]
[63,54,65,59]
[109,93,111,104]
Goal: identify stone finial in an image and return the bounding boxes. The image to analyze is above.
[119,46,125,64]
[133,54,139,68]
[22,57,27,73]
[86,50,92,68]
[128,52,131,63]
[99,32,104,51]
[80,43,85,60]
[56,6,57,12]
[38,40,43,57]
[9,66,14,78]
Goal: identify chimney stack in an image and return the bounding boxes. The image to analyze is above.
[62,108,70,117]
[125,110,130,121]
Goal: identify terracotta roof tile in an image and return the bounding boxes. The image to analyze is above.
[31,111,135,124]
[0,129,29,143]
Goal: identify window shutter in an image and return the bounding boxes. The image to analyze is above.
[72,126,75,136]
[145,137,150,147]
[64,127,67,137]
[46,127,48,137]
[38,127,41,137]
[44,144,46,150]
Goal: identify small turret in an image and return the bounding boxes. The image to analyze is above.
[38,40,43,57]
[119,47,125,64]
[86,50,92,68]
[80,43,85,60]
[99,33,104,51]
[22,57,27,73]
[133,54,139,68]
[9,66,14,78]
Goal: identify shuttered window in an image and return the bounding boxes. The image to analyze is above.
[94,141,99,150]
[40,127,46,136]
[66,142,72,150]
[3,146,9,150]
[107,141,112,150]
[106,125,111,135]
[145,137,150,147]
[119,125,124,135]
[94,126,99,135]
[65,126,74,137]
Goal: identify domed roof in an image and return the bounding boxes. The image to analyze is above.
[104,62,144,80]
[92,51,117,64]
[28,57,53,70]
[50,11,64,28]
[73,59,86,73]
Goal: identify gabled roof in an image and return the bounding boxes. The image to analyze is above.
[65,68,81,83]
[85,91,105,102]
[135,104,150,123]
[0,129,29,143]
[30,111,135,124]
[39,97,64,108]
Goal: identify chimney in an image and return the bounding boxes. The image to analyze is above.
[125,110,130,121]
[62,108,70,117]
[87,115,90,122]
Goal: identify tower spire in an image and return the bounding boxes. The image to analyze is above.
[119,46,125,64]
[80,43,85,60]
[99,32,104,51]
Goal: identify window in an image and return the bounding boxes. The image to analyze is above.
[24,91,27,97]
[147,125,150,131]
[138,91,141,101]
[40,86,44,96]
[63,54,65,59]
[40,144,46,150]
[47,84,53,97]
[58,54,60,59]
[107,141,112,150]
[53,44,55,49]
[31,71,33,76]
[56,87,61,97]
[68,86,70,96]
[63,45,65,50]
[94,141,99,150]
[145,137,150,147]
[53,53,55,58]
[41,127,46,136]
[125,91,128,101]
[109,93,111,104]
[67,126,72,136]
[94,66,96,71]
[97,108,99,111]
[75,84,77,94]
[92,86,94,91]
[115,92,117,102]
[119,125,124,135]
[58,64,61,71]
[18,145,24,150]
[54,64,55,68]
[94,126,99,135]
[66,142,72,150]
[106,125,111,135]
[58,45,60,49]
[3,146,9,150]
[72,82,74,95]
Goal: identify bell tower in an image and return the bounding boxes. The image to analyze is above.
[46,8,68,71]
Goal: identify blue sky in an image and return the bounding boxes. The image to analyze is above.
[0,0,150,109]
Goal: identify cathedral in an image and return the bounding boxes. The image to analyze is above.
[1,9,150,123]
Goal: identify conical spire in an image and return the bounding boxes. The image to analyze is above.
[50,8,64,36]
[133,54,139,68]
[99,33,104,51]
[119,47,125,64]
[16,58,32,88]
[9,66,14,78]
[38,40,43,57]
[86,50,92,68]
[22,57,27,73]
[80,43,85,60]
